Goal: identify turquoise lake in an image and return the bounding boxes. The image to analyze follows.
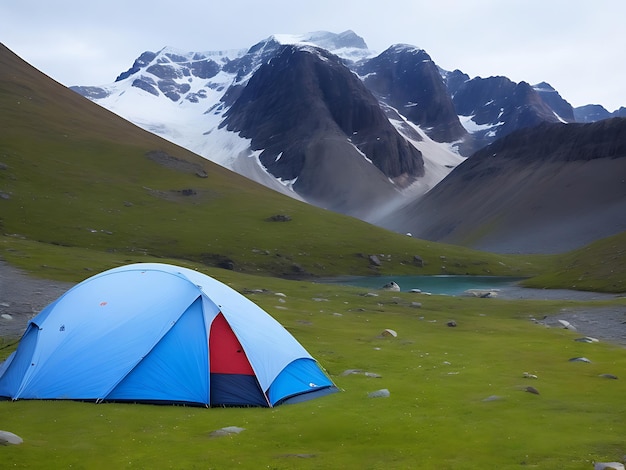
[320,275,525,295]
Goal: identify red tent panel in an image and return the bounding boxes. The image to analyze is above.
[209,312,255,375]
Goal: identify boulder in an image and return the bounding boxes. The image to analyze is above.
[381,281,400,292]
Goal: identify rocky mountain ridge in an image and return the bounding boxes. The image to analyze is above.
[377,118,626,253]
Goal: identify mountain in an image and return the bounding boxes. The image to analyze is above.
[354,45,467,143]
[71,31,465,221]
[443,74,572,154]
[71,30,622,225]
[574,104,626,123]
[220,44,425,218]
[66,30,625,254]
[377,118,626,254]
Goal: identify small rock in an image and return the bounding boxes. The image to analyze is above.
[599,374,619,380]
[364,372,382,378]
[1,314,13,321]
[482,395,502,402]
[524,386,540,395]
[368,255,381,267]
[380,329,397,338]
[447,321,457,327]
[569,357,592,363]
[558,319,577,330]
[594,462,625,470]
[267,214,291,222]
[368,389,390,398]
[209,426,245,437]
[0,430,23,445]
[574,336,599,343]
[341,369,381,378]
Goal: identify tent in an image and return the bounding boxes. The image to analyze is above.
[0,263,337,406]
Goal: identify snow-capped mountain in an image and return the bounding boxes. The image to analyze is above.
[71,31,468,221]
[70,30,621,223]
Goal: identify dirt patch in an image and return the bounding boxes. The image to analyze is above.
[539,306,626,347]
[145,150,208,178]
[0,260,74,338]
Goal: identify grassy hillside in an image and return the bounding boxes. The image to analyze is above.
[522,231,626,293]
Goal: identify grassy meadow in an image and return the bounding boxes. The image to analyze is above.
[1,43,626,468]
[1,270,625,469]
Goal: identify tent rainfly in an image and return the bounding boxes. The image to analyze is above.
[0,263,337,406]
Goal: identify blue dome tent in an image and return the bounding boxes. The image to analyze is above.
[0,263,337,406]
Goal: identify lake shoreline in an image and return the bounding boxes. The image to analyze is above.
[2,261,625,346]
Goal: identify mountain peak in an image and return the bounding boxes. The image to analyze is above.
[272,30,367,49]
[268,30,374,61]
[386,43,426,55]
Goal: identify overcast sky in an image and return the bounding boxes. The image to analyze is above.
[1,0,624,110]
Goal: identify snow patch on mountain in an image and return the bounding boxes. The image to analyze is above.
[391,116,465,196]
[459,115,505,134]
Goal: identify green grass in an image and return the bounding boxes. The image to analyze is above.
[1,279,625,469]
[521,232,626,293]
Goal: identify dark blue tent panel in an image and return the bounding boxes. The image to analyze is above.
[210,374,268,407]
